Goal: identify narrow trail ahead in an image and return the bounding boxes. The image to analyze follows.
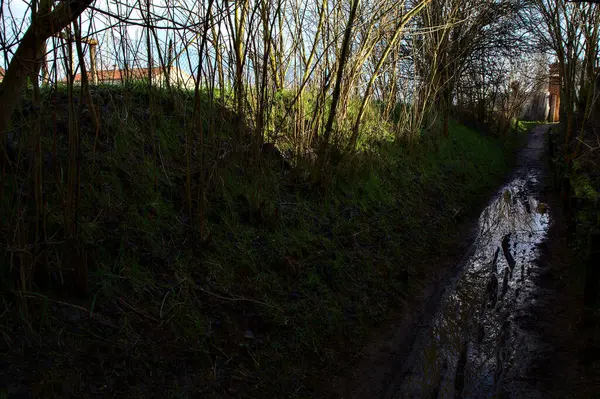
[344,126,583,398]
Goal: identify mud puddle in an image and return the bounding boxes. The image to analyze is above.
[395,138,551,397]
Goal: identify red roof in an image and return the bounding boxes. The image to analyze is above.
[68,67,166,82]
[0,67,5,80]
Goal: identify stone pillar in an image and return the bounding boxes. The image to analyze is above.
[88,39,99,85]
[89,44,97,85]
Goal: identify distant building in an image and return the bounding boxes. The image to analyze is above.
[548,63,560,122]
[521,63,560,122]
[595,71,600,119]
[0,67,5,82]
[61,66,195,90]
[523,91,550,121]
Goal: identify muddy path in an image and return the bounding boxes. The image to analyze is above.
[342,126,583,398]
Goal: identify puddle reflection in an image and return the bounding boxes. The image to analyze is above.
[398,173,550,398]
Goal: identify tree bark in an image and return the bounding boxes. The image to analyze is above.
[0,0,93,135]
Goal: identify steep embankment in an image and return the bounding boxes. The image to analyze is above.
[1,87,522,398]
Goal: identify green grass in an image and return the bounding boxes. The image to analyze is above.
[516,120,546,134]
[0,86,523,398]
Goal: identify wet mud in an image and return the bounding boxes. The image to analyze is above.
[340,126,579,399]
[395,127,552,398]
[397,176,549,397]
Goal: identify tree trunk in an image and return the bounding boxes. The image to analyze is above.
[0,0,93,135]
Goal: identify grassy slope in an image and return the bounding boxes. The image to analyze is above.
[1,87,521,398]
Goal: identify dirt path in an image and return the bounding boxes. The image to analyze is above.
[340,126,588,398]
[505,128,589,398]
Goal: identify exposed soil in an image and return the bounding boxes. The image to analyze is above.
[332,213,481,398]
[340,126,593,399]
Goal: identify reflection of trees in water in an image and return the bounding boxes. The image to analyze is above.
[479,177,540,248]
[399,175,550,398]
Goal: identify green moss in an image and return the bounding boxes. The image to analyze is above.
[516,120,545,133]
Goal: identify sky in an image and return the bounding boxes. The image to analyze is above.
[1,0,205,79]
